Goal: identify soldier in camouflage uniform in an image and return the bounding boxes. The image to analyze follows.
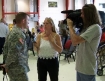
[2,12,30,81]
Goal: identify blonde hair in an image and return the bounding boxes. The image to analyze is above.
[44,17,56,33]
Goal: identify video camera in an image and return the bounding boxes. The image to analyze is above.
[61,9,83,32]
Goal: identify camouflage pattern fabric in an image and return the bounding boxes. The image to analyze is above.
[7,72,28,81]
[3,26,30,81]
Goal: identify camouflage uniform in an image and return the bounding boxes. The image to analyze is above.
[3,26,30,81]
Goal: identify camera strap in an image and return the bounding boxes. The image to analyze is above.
[3,74,8,81]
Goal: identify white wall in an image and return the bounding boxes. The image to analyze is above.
[0,0,2,19]
[94,0,105,11]
[1,0,103,31]
[17,0,36,31]
[75,0,85,10]
[17,0,30,12]
[4,0,30,23]
[2,0,66,31]
[0,0,36,31]
[4,0,15,23]
[0,0,82,31]
[39,0,66,30]
[68,0,75,10]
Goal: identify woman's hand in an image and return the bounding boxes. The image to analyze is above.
[1,64,8,72]
[44,30,51,37]
[48,34,55,43]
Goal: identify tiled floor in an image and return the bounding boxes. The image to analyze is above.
[0,52,105,81]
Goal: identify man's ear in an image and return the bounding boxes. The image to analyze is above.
[22,19,25,23]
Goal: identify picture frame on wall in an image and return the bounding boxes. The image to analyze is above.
[48,1,57,7]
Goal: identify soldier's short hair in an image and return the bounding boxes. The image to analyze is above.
[15,12,29,24]
[13,19,16,24]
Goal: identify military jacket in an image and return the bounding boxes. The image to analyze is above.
[3,26,30,74]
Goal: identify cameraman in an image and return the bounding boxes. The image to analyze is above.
[67,4,102,81]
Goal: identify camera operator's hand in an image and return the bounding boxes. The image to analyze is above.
[67,18,73,27]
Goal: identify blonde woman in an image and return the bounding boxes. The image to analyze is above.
[34,17,63,81]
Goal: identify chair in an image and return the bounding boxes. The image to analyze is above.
[59,42,76,63]
[65,44,76,63]
[59,37,71,61]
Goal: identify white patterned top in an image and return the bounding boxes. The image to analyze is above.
[38,36,58,59]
